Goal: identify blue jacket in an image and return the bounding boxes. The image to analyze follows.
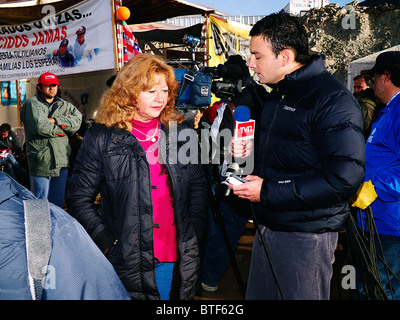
[254,56,365,233]
[364,92,400,236]
[0,172,130,300]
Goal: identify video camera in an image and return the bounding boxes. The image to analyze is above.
[169,35,250,113]
[182,34,206,50]
[203,57,248,101]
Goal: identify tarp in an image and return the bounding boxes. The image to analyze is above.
[359,0,400,6]
[0,0,215,25]
[131,22,204,45]
[207,15,251,68]
[0,0,115,81]
[346,44,400,91]
[131,14,251,67]
[0,0,216,127]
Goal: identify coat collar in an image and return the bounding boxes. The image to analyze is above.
[276,55,327,95]
[36,92,61,104]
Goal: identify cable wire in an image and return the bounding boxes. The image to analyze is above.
[346,207,400,300]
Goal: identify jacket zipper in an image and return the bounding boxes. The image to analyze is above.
[262,94,284,163]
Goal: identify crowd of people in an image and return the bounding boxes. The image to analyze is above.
[1,11,400,301]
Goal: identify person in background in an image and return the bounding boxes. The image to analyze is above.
[353,74,384,140]
[67,53,207,300]
[351,51,400,300]
[229,11,365,300]
[20,72,82,208]
[71,26,95,65]
[0,123,25,180]
[200,55,267,293]
[53,39,76,68]
[353,74,370,94]
[0,123,22,155]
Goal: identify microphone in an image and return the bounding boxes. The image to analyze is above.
[217,105,255,199]
[233,105,255,141]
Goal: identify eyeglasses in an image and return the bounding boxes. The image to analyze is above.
[372,72,390,82]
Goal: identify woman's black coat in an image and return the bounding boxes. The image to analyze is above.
[67,122,207,300]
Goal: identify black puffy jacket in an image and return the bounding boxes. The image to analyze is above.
[254,56,365,232]
[67,122,207,300]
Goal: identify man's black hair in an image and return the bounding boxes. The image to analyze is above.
[386,65,400,88]
[0,123,11,133]
[250,11,312,64]
[354,74,371,86]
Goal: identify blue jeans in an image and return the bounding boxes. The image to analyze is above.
[246,228,338,300]
[0,153,19,179]
[30,168,68,208]
[154,262,175,300]
[376,234,400,300]
[201,201,248,287]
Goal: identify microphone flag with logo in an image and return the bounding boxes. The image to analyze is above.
[233,105,255,141]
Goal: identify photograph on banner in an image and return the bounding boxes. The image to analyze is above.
[1,81,26,106]
[0,0,115,81]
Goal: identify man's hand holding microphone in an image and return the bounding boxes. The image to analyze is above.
[227,105,263,202]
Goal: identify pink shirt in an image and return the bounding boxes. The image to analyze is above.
[131,118,177,262]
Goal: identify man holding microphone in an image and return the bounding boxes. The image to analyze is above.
[229,12,365,300]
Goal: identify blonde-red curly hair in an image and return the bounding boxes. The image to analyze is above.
[96,53,185,131]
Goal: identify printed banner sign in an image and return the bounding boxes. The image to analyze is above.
[0,0,35,3]
[0,0,115,81]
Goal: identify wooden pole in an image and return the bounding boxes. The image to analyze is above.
[16,80,22,126]
[111,0,121,71]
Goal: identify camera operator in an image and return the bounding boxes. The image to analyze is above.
[200,55,267,293]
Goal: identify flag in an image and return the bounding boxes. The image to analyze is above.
[121,20,141,64]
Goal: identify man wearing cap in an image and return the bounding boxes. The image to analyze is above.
[53,39,76,68]
[71,26,95,65]
[351,51,400,299]
[20,72,82,208]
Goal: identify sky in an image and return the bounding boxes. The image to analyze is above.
[185,0,350,16]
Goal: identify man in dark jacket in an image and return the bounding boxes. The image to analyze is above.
[0,123,25,180]
[0,123,22,155]
[229,12,365,299]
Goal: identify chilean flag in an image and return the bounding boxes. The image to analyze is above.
[121,20,142,64]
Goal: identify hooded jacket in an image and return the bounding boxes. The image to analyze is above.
[20,93,82,177]
[67,122,207,300]
[254,55,365,233]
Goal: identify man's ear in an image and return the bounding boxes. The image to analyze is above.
[280,49,292,67]
[384,71,392,83]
